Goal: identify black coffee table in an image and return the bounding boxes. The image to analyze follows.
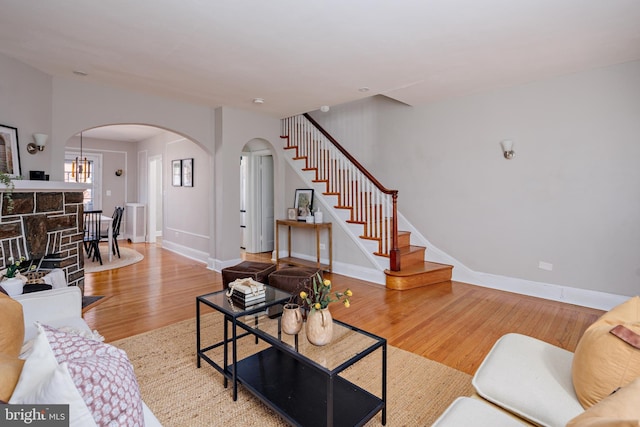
[196,288,387,427]
[196,286,292,400]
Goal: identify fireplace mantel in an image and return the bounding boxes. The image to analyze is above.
[1,180,89,192]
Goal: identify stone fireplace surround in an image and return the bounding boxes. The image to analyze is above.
[0,181,88,293]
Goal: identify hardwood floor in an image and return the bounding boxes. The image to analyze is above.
[83,242,604,375]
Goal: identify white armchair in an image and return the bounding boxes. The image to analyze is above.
[14,286,87,341]
[433,296,640,427]
[13,286,162,427]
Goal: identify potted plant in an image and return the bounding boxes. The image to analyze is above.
[299,273,352,345]
[1,256,26,296]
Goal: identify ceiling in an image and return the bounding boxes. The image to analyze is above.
[1,0,640,123]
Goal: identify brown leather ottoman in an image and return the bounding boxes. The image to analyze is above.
[268,266,322,296]
[221,261,276,288]
[266,266,322,318]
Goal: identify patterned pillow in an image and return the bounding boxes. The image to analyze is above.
[40,324,144,427]
[11,324,143,427]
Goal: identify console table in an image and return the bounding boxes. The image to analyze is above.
[275,220,332,272]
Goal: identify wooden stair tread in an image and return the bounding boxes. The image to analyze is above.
[385,261,452,276]
[399,245,425,255]
[385,261,453,290]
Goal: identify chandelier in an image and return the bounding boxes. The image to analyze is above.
[71,132,91,183]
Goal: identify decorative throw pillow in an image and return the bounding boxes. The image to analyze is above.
[10,324,143,427]
[23,270,48,285]
[588,296,640,328]
[0,292,25,357]
[572,297,640,408]
[0,353,24,402]
[567,377,640,426]
[20,325,105,360]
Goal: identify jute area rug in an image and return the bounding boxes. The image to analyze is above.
[84,246,144,273]
[112,314,473,426]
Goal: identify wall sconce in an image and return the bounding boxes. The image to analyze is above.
[115,169,123,177]
[26,133,49,154]
[501,140,515,159]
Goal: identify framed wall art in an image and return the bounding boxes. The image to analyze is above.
[172,159,182,186]
[0,124,22,177]
[182,158,193,187]
[294,189,313,220]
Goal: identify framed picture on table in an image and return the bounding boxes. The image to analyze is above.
[287,208,297,220]
[172,160,182,186]
[294,189,313,220]
[0,124,21,177]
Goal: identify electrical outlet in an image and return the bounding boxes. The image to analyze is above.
[319,243,325,250]
[538,261,553,271]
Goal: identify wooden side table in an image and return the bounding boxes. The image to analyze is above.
[275,220,332,272]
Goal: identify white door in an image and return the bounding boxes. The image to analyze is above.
[242,151,274,253]
[240,155,248,250]
[148,155,163,243]
[258,155,274,252]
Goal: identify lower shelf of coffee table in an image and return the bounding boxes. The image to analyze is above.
[235,346,383,427]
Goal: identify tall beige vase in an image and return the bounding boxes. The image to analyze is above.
[282,303,303,335]
[306,307,333,346]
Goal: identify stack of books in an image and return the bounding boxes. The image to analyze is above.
[227,278,266,309]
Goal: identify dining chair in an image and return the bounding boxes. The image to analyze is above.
[83,210,103,265]
[100,206,124,258]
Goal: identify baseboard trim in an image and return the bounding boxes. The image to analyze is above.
[161,241,209,264]
[209,257,243,272]
[463,272,628,311]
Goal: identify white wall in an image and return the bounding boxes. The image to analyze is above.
[164,137,211,258]
[131,124,212,260]
[0,54,53,176]
[50,77,216,262]
[51,77,214,180]
[312,60,640,301]
[213,107,281,267]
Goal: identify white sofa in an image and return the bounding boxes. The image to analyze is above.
[433,333,583,426]
[11,287,162,427]
[433,297,640,427]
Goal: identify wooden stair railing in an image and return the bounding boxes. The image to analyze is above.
[281,114,401,271]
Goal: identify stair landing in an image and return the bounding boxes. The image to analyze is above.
[385,261,453,290]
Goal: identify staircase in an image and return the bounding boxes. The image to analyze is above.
[281,114,452,290]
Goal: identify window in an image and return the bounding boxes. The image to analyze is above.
[64,151,102,210]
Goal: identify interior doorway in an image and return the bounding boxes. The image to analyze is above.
[240,142,274,254]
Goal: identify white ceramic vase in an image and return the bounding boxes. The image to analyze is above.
[306,307,333,346]
[281,303,303,335]
[1,277,24,296]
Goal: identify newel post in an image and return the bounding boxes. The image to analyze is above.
[389,192,400,271]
